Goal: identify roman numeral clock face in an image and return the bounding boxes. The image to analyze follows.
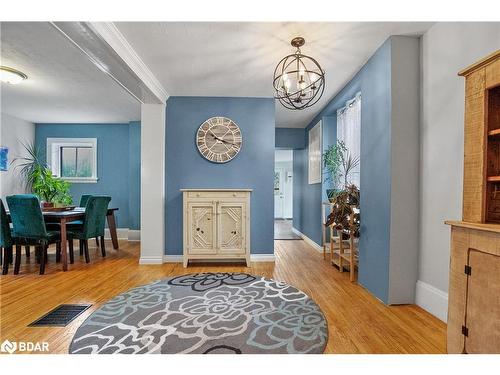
[196,117,242,163]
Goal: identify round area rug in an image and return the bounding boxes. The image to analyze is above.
[69,273,328,354]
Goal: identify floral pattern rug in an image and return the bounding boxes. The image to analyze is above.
[69,273,328,354]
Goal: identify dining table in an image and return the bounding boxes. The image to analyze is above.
[7,207,119,272]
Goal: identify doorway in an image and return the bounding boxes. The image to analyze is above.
[274,150,300,240]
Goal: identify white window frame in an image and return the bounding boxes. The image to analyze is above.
[47,138,98,183]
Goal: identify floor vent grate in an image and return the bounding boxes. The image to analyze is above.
[29,304,92,327]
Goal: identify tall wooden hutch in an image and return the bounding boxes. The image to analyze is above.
[446,50,500,354]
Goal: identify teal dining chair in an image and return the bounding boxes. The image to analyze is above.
[68,196,111,264]
[1,199,13,275]
[79,194,92,208]
[6,194,61,275]
[78,194,100,248]
[49,194,100,251]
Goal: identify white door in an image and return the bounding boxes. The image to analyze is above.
[274,168,284,219]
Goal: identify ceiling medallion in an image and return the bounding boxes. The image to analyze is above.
[273,37,325,110]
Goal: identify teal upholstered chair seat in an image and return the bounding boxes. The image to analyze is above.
[6,194,61,275]
[12,230,61,243]
[1,199,14,275]
[67,195,111,263]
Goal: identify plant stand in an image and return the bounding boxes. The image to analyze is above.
[326,203,359,282]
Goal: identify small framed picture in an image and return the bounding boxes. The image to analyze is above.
[308,121,322,184]
[0,147,8,171]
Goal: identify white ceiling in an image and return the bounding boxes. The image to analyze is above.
[0,22,140,124]
[116,22,434,128]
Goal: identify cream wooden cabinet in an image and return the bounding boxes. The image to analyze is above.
[181,189,251,267]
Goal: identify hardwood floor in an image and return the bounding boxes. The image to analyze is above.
[0,239,446,354]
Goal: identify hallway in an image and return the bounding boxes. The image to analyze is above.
[274,219,301,240]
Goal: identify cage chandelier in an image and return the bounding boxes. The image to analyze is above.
[273,37,325,110]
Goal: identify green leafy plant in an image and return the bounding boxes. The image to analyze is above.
[31,167,72,205]
[323,141,360,200]
[323,141,347,190]
[340,148,360,188]
[13,141,73,205]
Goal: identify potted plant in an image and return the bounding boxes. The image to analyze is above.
[325,184,360,238]
[13,141,72,207]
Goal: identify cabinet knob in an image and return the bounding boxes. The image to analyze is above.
[196,193,200,197]
[233,193,237,197]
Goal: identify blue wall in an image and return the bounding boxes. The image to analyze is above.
[128,121,141,230]
[275,128,306,149]
[293,38,393,302]
[35,122,141,229]
[165,96,275,256]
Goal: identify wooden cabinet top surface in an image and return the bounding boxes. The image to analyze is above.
[458,49,500,76]
[445,220,500,234]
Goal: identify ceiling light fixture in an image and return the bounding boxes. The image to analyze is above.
[273,37,325,110]
[0,66,28,84]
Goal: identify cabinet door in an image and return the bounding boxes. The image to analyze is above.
[464,249,500,353]
[217,202,246,255]
[187,202,217,255]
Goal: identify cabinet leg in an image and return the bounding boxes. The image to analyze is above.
[183,257,188,268]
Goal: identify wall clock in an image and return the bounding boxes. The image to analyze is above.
[196,117,242,163]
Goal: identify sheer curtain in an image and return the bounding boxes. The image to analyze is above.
[337,92,361,187]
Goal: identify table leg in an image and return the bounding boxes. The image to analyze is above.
[60,217,68,271]
[107,212,119,249]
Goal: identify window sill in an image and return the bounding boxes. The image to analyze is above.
[61,177,99,184]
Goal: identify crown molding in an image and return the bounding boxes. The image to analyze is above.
[88,22,169,104]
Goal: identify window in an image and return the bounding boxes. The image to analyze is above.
[47,138,97,183]
[337,92,361,187]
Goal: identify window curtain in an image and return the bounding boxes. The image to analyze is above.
[337,92,361,187]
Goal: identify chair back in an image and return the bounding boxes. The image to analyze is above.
[79,194,92,208]
[82,196,111,239]
[0,199,13,248]
[6,194,48,239]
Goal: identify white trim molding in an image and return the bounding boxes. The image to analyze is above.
[163,255,183,263]
[415,280,448,322]
[104,228,140,241]
[292,227,323,253]
[139,256,164,265]
[88,22,169,104]
[163,254,275,264]
[128,230,141,242]
[250,254,275,262]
